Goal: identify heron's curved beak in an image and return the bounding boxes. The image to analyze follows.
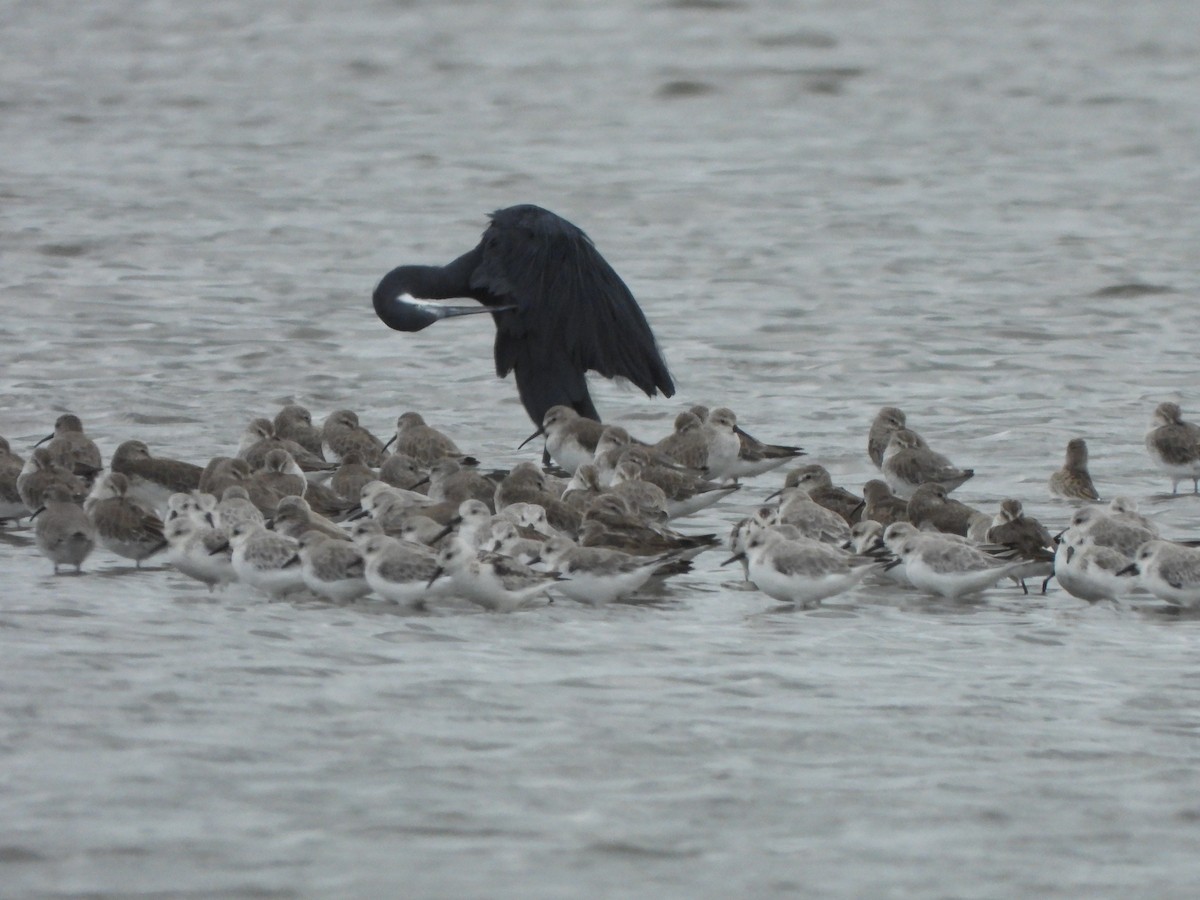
[720,552,745,567]
[382,435,396,451]
[34,433,53,447]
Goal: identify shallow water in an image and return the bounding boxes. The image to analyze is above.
[4,1,1200,896]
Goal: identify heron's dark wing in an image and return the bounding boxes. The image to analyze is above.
[472,206,675,410]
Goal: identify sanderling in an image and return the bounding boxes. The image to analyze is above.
[893,536,1026,600]
[1048,438,1100,501]
[1062,505,1156,560]
[1119,540,1200,608]
[110,440,204,515]
[1107,496,1157,533]
[32,484,95,574]
[522,406,606,474]
[36,413,102,482]
[843,520,908,586]
[164,514,235,591]
[1054,531,1134,603]
[296,531,371,603]
[433,499,498,552]
[322,409,387,466]
[723,529,876,607]
[493,462,580,533]
[164,491,219,534]
[17,447,89,511]
[907,483,989,538]
[429,542,559,612]
[387,412,473,467]
[224,521,306,599]
[881,429,974,499]
[775,464,863,525]
[214,485,266,537]
[87,472,168,567]
[772,493,852,544]
[360,533,441,608]
[496,502,560,538]
[483,520,546,566]
[867,407,926,469]
[533,534,675,605]
[1145,402,1200,494]
[861,479,909,526]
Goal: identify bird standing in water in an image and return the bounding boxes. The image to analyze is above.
[372,205,675,426]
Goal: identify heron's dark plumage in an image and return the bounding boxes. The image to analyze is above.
[373,205,675,426]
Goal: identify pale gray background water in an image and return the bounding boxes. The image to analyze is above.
[4,0,1200,897]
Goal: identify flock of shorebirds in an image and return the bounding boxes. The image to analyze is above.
[5,399,1200,612]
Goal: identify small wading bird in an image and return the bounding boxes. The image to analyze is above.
[372,205,676,427]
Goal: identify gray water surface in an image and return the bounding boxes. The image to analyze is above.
[4,1,1200,897]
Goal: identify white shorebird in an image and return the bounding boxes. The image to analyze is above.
[1062,505,1157,559]
[214,485,265,537]
[534,534,673,605]
[1120,540,1200,608]
[776,464,862,525]
[165,515,235,591]
[1054,530,1134,603]
[429,542,559,612]
[892,536,1026,600]
[360,533,441,608]
[1144,401,1200,494]
[225,521,306,599]
[296,531,371,602]
[723,528,877,607]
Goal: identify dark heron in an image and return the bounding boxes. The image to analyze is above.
[372,205,675,426]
